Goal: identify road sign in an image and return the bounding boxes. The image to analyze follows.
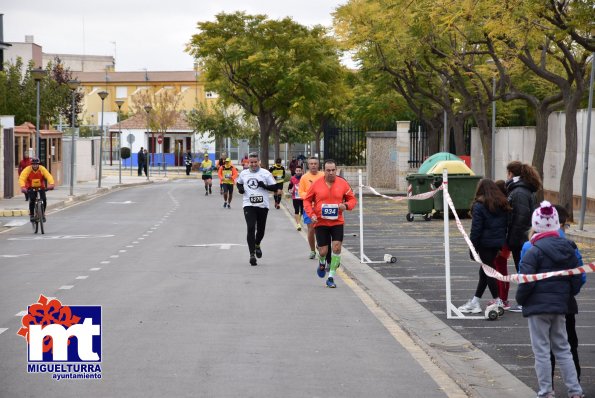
[157,134,163,144]
[126,134,135,144]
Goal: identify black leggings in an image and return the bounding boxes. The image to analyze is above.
[474,247,499,299]
[28,190,47,215]
[510,245,522,273]
[243,206,269,254]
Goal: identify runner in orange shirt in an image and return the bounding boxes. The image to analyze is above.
[303,159,356,288]
[298,157,324,259]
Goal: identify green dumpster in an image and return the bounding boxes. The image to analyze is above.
[433,174,482,217]
[405,174,436,222]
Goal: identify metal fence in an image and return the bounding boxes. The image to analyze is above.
[323,121,394,166]
[408,120,429,168]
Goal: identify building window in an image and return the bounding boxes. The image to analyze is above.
[116,86,127,99]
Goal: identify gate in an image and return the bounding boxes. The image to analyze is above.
[323,121,394,166]
[408,120,429,169]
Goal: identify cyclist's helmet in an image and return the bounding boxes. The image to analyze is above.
[31,158,41,164]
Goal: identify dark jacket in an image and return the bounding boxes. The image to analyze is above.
[470,202,508,249]
[516,236,582,317]
[506,179,536,248]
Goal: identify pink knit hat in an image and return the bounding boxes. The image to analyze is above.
[532,201,560,233]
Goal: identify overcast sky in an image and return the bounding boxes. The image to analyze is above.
[2,0,346,72]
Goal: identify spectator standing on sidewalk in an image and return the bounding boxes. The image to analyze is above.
[505,161,542,312]
[516,201,583,398]
[519,205,586,387]
[138,147,146,176]
[18,152,32,201]
[184,149,193,176]
[458,179,510,314]
[493,180,512,309]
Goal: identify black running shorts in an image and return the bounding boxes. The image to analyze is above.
[315,224,344,247]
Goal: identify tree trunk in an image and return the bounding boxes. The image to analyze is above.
[452,112,466,155]
[558,92,582,221]
[257,112,273,169]
[531,105,550,203]
[314,129,322,159]
[474,111,492,178]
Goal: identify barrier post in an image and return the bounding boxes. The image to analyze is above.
[443,169,452,317]
[359,169,364,263]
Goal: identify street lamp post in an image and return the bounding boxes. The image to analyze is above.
[115,99,125,185]
[579,50,594,230]
[67,79,80,196]
[486,59,497,179]
[31,68,47,159]
[144,104,152,180]
[97,90,109,188]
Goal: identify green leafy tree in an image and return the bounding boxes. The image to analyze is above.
[187,12,343,167]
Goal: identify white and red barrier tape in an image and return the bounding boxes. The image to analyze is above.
[443,188,594,284]
[361,182,594,284]
[363,184,443,202]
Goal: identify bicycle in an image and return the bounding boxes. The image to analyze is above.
[28,188,46,234]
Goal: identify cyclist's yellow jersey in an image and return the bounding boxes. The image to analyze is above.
[19,165,54,189]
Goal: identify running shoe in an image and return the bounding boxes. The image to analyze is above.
[507,304,523,313]
[249,255,257,266]
[317,262,326,278]
[275,203,280,209]
[488,298,504,308]
[309,251,316,260]
[227,203,231,209]
[458,300,482,314]
[255,245,262,258]
[296,224,301,231]
[205,191,208,196]
[223,202,227,208]
[326,277,336,288]
[501,300,511,310]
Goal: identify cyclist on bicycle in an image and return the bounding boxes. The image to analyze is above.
[18,158,55,222]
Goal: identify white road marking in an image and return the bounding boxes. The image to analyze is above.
[0,328,8,335]
[220,244,231,250]
[100,261,110,264]
[132,241,139,244]
[8,234,114,241]
[110,255,119,258]
[59,285,74,290]
[15,311,27,317]
[147,231,154,234]
[119,250,126,253]
[139,237,145,240]
[179,243,246,249]
[90,268,101,271]
[2,220,28,227]
[126,245,134,248]
[0,254,30,258]
[107,200,134,204]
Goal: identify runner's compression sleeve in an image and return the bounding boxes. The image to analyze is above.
[257,181,278,191]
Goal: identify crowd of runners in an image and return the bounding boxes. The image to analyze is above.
[194,151,356,288]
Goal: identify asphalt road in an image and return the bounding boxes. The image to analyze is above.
[0,181,453,398]
[343,195,595,397]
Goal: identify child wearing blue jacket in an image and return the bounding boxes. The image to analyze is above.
[516,201,583,398]
[520,204,586,388]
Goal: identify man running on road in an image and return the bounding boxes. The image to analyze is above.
[303,159,356,288]
[298,157,324,259]
[200,153,214,195]
[218,157,238,208]
[269,158,286,209]
[236,152,278,266]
